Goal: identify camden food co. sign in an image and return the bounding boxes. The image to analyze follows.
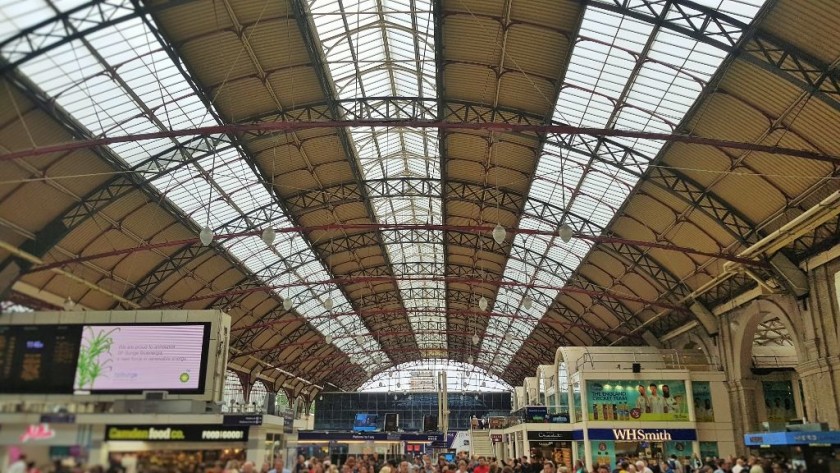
[105,425,248,442]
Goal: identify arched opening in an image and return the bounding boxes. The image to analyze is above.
[358,359,512,392]
[222,370,245,413]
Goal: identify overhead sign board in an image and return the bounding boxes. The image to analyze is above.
[105,425,248,442]
[527,431,574,441]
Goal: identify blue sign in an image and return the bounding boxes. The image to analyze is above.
[587,428,697,441]
[40,413,76,424]
[744,431,840,446]
[297,432,443,442]
[525,406,549,422]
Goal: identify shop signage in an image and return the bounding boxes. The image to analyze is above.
[549,413,570,424]
[744,431,840,446]
[491,434,503,443]
[297,432,443,442]
[525,406,548,422]
[40,413,76,424]
[105,425,249,442]
[587,428,696,441]
[282,410,295,433]
[223,414,263,426]
[527,431,573,441]
[20,424,56,443]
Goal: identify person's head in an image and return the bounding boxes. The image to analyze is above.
[649,384,658,396]
[275,457,285,470]
[242,462,256,473]
[598,467,610,473]
[662,385,671,398]
[459,462,468,471]
[638,385,646,396]
[636,461,646,470]
[298,456,306,464]
[400,462,410,473]
[543,461,554,473]
[621,462,630,471]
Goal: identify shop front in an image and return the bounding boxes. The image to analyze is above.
[582,428,697,468]
[745,430,840,472]
[527,431,573,470]
[0,419,96,471]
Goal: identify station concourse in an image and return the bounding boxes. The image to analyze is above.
[0,0,839,472]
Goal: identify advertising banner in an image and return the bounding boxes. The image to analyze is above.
[762,381,796,423]
[592,440,615,467]
[691,381,714,422]
[525,406,548,423]
[586,380,689,421]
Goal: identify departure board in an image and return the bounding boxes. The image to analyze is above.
[0,325,82,393]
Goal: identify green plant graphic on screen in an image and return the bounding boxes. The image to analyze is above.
[75,327,119,389]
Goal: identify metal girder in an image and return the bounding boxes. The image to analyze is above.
[288,0,415,359]
[584,0,840,112]
[0,0,195,73]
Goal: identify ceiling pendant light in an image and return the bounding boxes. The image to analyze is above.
[283,298,293,311]
[472,332,480,345]
[475,394,479,400]
[323,297,333,311]
[379,381,384,387]
[63,297,75,311]
[504,333,514,343]
[199,226,214,246]
[492,223,506,244]
[355,335,364,345]
[324,335,333,344]
[478,296,488,311]
[558,223,573,243]
[261,227,276,246]
[467,355,474,365]
[481,381,486,387]
[523,295,533,310]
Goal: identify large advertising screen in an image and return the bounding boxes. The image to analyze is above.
[586,380,689,421]
[762,380,796,423]
[73,325,208,393]
[0,323,209,395]
[692,381,714,422]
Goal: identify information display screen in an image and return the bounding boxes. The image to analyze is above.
[353,413,379,432]
[0,325,82,393]
[0,323,210,395]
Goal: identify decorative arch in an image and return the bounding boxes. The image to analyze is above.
[729,296,805,381]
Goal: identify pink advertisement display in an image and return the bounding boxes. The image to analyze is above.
[73,325,206,392]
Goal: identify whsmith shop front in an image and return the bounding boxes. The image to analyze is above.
[576,428,698,468]
[102,415,287,472]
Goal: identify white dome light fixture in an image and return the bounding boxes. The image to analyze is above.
[492,223,506,245]
[261,227,276,246]
[283,298,293,311]
[199,226,214,246]
[558,224,573,243]
[63,297,75,311]
[504,333,514,343]
[522,295,533,310]
[324,335,333,344]
[467,355,474,365]
[478,296,488,311]
[472,332,480,345]
[323,297,334,311]
[379,381,384,387]
[355,335,364,345]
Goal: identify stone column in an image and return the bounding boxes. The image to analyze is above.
[727,378,761,453]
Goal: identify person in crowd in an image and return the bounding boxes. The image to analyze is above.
[269,456,291,473]
[731,459,745,473]
[10,456,28,473]
[474,459,489,473]
[242,462,256,473]
[636,461,653,473]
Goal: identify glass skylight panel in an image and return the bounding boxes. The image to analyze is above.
[479,0,765,370]
[310,0,442,356]
[2,9,388,371]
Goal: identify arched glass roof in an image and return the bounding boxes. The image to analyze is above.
[358,359,512,392]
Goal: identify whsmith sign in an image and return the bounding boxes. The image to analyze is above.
[105,425,249,442]
[587,428,697,441]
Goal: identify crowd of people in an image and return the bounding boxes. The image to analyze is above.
[2,452,806,473]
